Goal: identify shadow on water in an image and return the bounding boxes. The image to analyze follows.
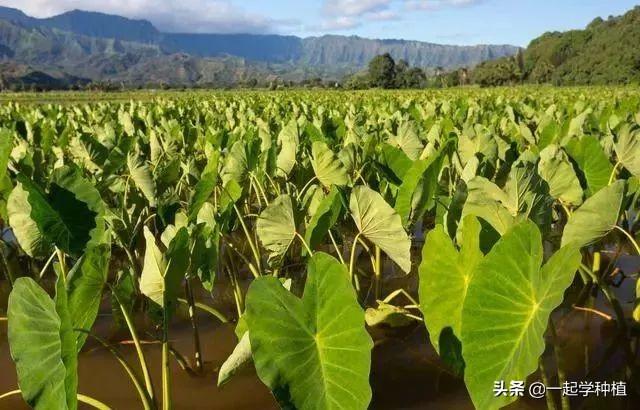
[0,252,638,409]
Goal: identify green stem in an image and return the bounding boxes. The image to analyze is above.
[348,233,361,288]
[0,242,15,286]
[38,250,58,279]
[328,230,345,265]
[548,320,570,410]
[374,246,382,300]
[608,161,621,185]
[295,232,314,256]
[162,302,171,410]
[233,203,262,274]
[178,298,228,323]
[55,247,67,281]
[184,279,203,373]
[538,358,557,410]
[296,176,318,201]
[613,225,640,255]
[250,173,269,205]
[75,329,153,410]
[225,240,259,279]
[0,390,21,400]
[112,289,156,405]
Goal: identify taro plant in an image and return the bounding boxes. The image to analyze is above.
[0,89,639,410]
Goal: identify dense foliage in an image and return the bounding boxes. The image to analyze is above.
[472,6,640,86]
[0,88,639,409]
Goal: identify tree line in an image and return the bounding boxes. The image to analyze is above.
[343,53,471,90]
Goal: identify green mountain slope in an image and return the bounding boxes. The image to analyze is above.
[0,6,518,71]
[472,6,640,85]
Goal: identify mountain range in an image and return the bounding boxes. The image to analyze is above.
[0,6,519,88]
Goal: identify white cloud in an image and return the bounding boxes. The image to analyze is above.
[0,0,299,34]
[317,0,400,32]
[406,0,481,11]
[322,0,392,17]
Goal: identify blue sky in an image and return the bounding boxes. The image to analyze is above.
[2,0,639,46]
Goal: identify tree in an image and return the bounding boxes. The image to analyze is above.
[402,67,426,88]
[368,53,396,89]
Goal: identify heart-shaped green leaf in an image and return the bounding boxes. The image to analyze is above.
[311,141,348,187]
[561,180,625,248]
[140,227,190,313]
[388,121,423,160]
[350,186,411,273]
[419,215,483,353]
[189,151,220,221]
[7,167,103,258]
[537,144,583,205]
[245,252,373,410]
[257,194,298,262]
[0,128,12,182]
[395,148,444,227]
[276,119,300,177]
[8,277,78,410]
[565,136,612,197]
[127,153,156,207]
[304,186,343,251]
[461,221,581,410]
[615,124,640,178]
[66,242,111,350]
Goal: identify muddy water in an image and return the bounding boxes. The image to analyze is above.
[1,254,638,409]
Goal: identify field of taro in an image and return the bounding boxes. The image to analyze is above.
[0,88,639,409]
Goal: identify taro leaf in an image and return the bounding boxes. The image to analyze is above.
[276,119,300,177]
[257,194,297,262]
[615,124,640,178]
[304,186,343,251]
[419,215,483,353]
[111,270,136,331]
[192,208,219,291]
[0,128,12,181]
[8,277,78,410]
[380,143,412,182]
[245,252,373,410]
[461,221,581,410]
[565,136,613,197]
[311,141,348,187]
[217,332,251,387]
[140,227,189,314]
[189,151,220,221]
[221,140,259,185]
[462,163,552,235]
[220,279,293,387]
[55,271,78,410]
[127,153,156,207]
[388,121,423,160]
[52,166,107,249]
[219,179,243,215]
[462,176,514,235]
[395,148,444,227]
[458,125,498,166]
[561,181,625,248]
[7,180,51,257]
[8,168,102,258]
[537,144,583,205]
[66,242,111,350]
[350,186,411,273]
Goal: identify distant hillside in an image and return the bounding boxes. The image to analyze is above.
[472,6,640,85]
[0,6,518,71]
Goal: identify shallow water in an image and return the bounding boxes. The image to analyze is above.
[1,254,638,409]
